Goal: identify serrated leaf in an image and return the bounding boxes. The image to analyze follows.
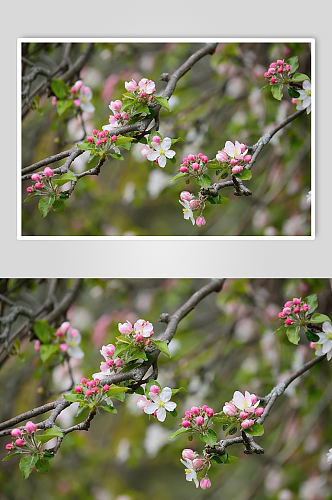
[34,320,53,343]
[38,198,53,218]
[305,294,318,314]
[196,174,211,189]
[154,96,170,111]
[151,340,171,357]
[52,172,76,186]
[114,136,134,146]
[305,330,320,342]
[271,84,283,101]
[35,458,50,474]
[291,73,310,82]
[77,142,95,151]
[40,344,59,362]
[169,172,188,183]
[200,429,218,446]
[235,169,252,181]
[100,405,117,413]
[19,455,38,479]
[35,427,63,443]
[51,79,68,99]
[106,385,129,397]
[169,427,191,440]
[286,325,300,345]
[52,200,65,213]
[244,422,264,436]
[63,392,85,403]
[285,56,299,74]
[310,313,331,324]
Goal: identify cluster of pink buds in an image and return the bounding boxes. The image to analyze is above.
[104,100,130,129]
[278,297,309,326]
[222,391,263,430]
[52,80,95,114]
[264,59,291,84]
[179,153,209,176]
[74,377,112,401]
[216,141,252,174]
[92,343,123,380]
[5,421,38,453]
[87,128,118,147]
[181,405,214,432]
[125,78,156,100]
[118,319,154,346]
[26,167,54,194]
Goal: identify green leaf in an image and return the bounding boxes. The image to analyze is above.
[38,198,53,218]
[151,339,171,357]
[206,160,222,169]
[114,343,130,358]
[120,100,135,113]
[196,174,211,189]
[19,455,38,479]
[43,450,54,461]
[260,83,270,91]
[100,405,117,413]
[171,387,187,395]
[109,153,124,161]
[169,427,192,440]
[106,385,129,397]
[235,169,252,181]
[57,99,73,116]
[51,79,69,99]
[24,193,40,202]
[271,84,283,101]
[35,458,50,474]
[114,137,134,146]
[212,455,223,464]
[40,344,59,362]
[305,294,318,314]
[244,422,264,437]
[305,330,320,342]
[226,425,238,436]
[63,392,85,403]
[52,172,77,186]
[288,87,300,98]
[34,320,53,343]
[52,200,65,213]
[35,427,63,443]
[285,56,299,74]
[286,325,300,345]
[77,142,95,150]
[212,416,232,424]
[200,429,218,446]
[310,313,331,324]
[227,455,238,464]
[2,451,23,461]
[154,96,170,111]
[291,73,310,82]
[169,172,189,183]
[129,349,148,362]
[171,137,184,145]
[274,325,287,335]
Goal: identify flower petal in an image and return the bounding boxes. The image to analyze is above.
[165,401,177,411]
[161,137,172,150]
[158,155,166,168]
[147,151,159,161]
[144,403,158,414]
[160,387,172,402]
[80,101,95,113]
[232,391,245,410]
[67,346,84,359]
[165,149,176,158]
[156,407,166,422]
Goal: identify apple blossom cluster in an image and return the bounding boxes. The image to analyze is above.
[180,405,214,432]
[215,140,252,175]
[278,297,309,327]
[141,136,176,168]
[34,320,84,362]
[85,128,121,156]
[51,79,95,115]
[181,449,212,490]
[137,385,177,422]
[179,153,209,177]
[222,391,264,431]
[69,377,114,408]
[103,100,130,130]
[263,59,292,85]
[26,167,55,195]
[179,191,206,226]
[6,421,38,454]
[92,343,123,379]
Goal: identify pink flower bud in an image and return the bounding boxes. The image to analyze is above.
[185,411,192,419]
[97,131,105,138]
[285,319,293,325]
[11,429,22,438]
[292,98,298,104]
[112,100,122,111]
[240,143,246,154]
[232,166,242,174]
[269,62,277,68]
[223,403,237,416]
[86,390,93,397]
[241,419,254,429]
[264,72,270,77]
[283,307,291,315]
[153,136,161,144]
[96,140,103,146]
[243,155,252,163]
[239,411,249,419]
[74,80,83,91]
[15,439,25,447]
[70,86,76,94]
[293,306,300,314]
[189,200,200,210]
[137,396,150,410]
[277,67,283,73]
[92,387,98,393]
[111,135,117,142]
[94,379,100,385]
[6,443,14,450]
[284,64,291,71]
[35,182,43,189]
[25,421,37,433]
[310,342,316,349]
[31,173,41,182]
[75,386,82,393]
[181,420,191,428]
[139,91,146,98]
[81,378,88,385]
[196,416,204,425]
[201,155,208,163]
[302,303,309,311]
[182,158,189,165]
[102,137,108,143]
[104,344,116,357]
[216,151,228,162]
[121,112,129,120]
[200,478,211,490]
[270,78,277,84]
[118,321,133,334]
[230,159,238,166]
[92,129,98,135]
[251,394,258,405]
[180,166,188,173]
[268,68,275,75]
[26,186,33,193]
[115,357,123,367]
[254,407,264,416]
[74,99,81,107]
[278,312,284,318]
[193,458,204,469]
[125,79,137,92]
[192,162,200,171]
[52,96,57,106]
[182,449,195,460]
[150,385,160,394]
[196,216,206,227]
[34,340,41,351]
[88,380,96,387]
[188,154,196,162]
[277,60,284,65]
[293,298,301,305]
[145,339,151,345]
[60,321,70,334]
[206,408,214,417]
[103,384,110,392]
[284,301,293,308]
[114,113,121,120]
[180,191,192,202]
[135,334,144,342]
[60,343,68,352]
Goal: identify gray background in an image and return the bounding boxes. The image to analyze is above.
[2,0,330,278]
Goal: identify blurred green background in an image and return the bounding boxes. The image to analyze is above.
[0,278,331,500]
[21,42,312,236]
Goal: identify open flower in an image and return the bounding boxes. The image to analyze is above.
[232,391,260,412]
[143,387,176,422]
[315,322,332,361]
[224,140,247,159]
[179,199,195,225]
[138,78,156,94]
[296,80,311,114]
[147,137,175,168]
[66,328,84,359]
[180,458,199,488]
[134,319,154,337]
[79,86,95,113]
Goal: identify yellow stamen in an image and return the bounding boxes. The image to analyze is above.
[185,469,191,474]
[326,332,332,339]
[159,149,165,155]
[306,90,311,96]
[157,400,165,407]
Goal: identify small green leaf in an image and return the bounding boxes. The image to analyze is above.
[100,405,117,413]
[291,73,310,82]
[114,343,130,358]
[227,425,238,436]
[129,349,148,362]
[2,452,23,462]
[288,87,300,98]
[260,83,270,91]
[24,193,40,202]
[52,200,65,213]
[244,422,264,437]
[196,174,211,189]
[57,99,73,116]
[35,458,50,474]
[52,172,76,186]
[235,169,252,180]
[310,313,331,324]
[212,416,232,424]
[169,427,192,440]
[34,320,53,343]
[305,294,318,314]
[38,198,53,218]
[154,96,170,111]
[286,325,300,345]
[77,142,95,150]
[169,172,189,183]
[19,455,38,479]
[271,84,283,101]
[274,325,287,335]
[171,387,187,395]
[114,137,134,146]
[109,153,124,161]
[106,385,129,397]
[200,429,218,446]
[35,427,63,443]
[40,344,59,362]
[63,392,85,403]
[285,56,299,74]
[171,137,184,145]
[151,340,171,357]
[305,330,320,342]
[51,79,69,99]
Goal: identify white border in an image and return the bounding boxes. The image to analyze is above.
[17,38,315,240]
